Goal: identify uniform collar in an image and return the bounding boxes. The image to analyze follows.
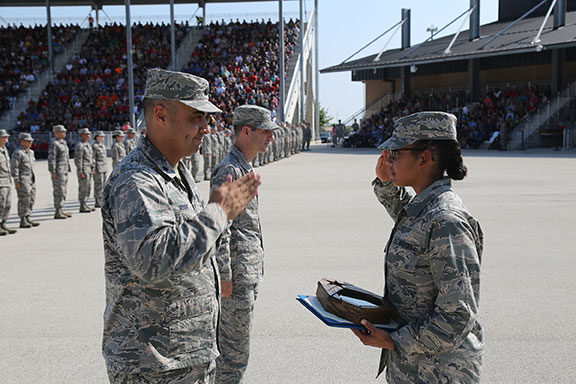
[138,137,179,180]
[403,177,452,217]
[230,144,253,173]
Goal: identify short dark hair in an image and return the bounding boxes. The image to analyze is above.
[233,124,257,136]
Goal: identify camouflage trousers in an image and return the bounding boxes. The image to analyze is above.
[51,173,68,209]
[108,361,216,384]
[203,154,212,179]
[77,173,92,204]
[215,282,260,384]
[93,172,106,206]
[191,152,202,182]
[0,186,11,221]
[16,182,35,217]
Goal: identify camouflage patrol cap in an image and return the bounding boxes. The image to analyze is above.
[126,127,136,134]
[112,130,125,138]
[19,132,34,141]
[94,130,105,137]
[144,68,222,113]
[78,128,91,135]
[52,124,67,132]
[233,105,279,130]
[378,111,457,150]
[0,129,9,137]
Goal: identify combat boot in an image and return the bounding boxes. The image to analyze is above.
[0,227,7,236]
[20,217,32,228]
[80,202,91,213]
[63,211,72,217]
[94,199,101,208]
[54,208,67,219]
[1,221,17,234]
[26,216,39,227]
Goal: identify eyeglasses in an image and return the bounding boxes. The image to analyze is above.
[389,148,425,160]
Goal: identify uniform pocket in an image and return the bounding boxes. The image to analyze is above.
[167,296,216,355]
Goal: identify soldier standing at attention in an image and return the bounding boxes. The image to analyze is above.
[48,124,72,220]
[10,133,39,228]
[202,125,213,180]
[101,68,261,384]
[210,105,277,384]
[74,128,95,213]
[111,130,126,169]
[0,130,16,235]
[92,131,107,208]
[351,112,484,383]
[124,127,137,154]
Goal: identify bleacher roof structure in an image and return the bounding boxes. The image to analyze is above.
[321,10,576,73]
[0,0,296,6]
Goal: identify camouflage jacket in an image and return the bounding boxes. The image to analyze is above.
[202,133,213,155]
[124,137,137,154]
[0,145,11,187]
[48,138,71,174]
[92,142,108,174]
[101,137,228,374]
[111,141,126,168]
[373,177,484,383]
[10,147,35,185]
[74,141,94,175]
[210,144,264,284]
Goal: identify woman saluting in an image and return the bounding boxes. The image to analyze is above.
[352,112,484,383]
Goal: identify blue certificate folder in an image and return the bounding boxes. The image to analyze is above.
[297,295,399,331]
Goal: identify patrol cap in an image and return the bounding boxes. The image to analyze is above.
[94,130,105,137]
[233,105,279,131]
[0,129,9,137]
[52,124,67,132]
[19,132,34,141]
[112,130,125,138]
[126,127,136,134]
[78,128,91,135]
[144,68,222,113]
[378,111,457,150]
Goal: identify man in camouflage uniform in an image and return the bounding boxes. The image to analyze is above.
[92,131,107,208]
[111,130,126,169]
[48,124,72,219]
[0,130,16,235]
[124,127,137,154]
[10,133,39,228]
[202,127,214,180]
[101,68,261,384]
[74,128,95,213]
[210,105,277,384]
[352,112,484,383]
[190,151,202,183]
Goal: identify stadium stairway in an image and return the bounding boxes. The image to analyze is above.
[0,28,90,132]
[508,80,576,150]
[174,26,204,71]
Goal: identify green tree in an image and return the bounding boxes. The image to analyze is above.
[319,106,333,128]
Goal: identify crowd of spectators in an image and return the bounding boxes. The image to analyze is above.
[181,19,300,126]
[15,22,188,132]
[352,85,550,149]
[0,24,79,116]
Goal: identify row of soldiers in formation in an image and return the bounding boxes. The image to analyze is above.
[186,121,312,182]
[0,121,312,235]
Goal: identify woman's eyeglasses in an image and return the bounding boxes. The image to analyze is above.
[389,148,425,160]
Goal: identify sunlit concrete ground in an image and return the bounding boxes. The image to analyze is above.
[1,143,575,383]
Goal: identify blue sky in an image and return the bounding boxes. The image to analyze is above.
[0,0,499,121]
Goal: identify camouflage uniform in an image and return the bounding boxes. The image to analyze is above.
[124,128,138,155]
[74,129,95,211]
[373,111,484,383]
[10,140,36,219]
[0,132,13,230]
[202,132,213,180]
[111,137,127,169]
[48,131,71,211]
[92,132,108,208]
[102,68,225,383]
[191,152,202,183]
[211,105,277,384]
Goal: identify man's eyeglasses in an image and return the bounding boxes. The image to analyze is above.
[389,148,425,160]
